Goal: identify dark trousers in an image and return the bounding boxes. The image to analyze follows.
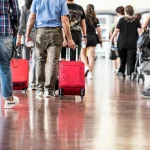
[61,31,82,61]
[119,49,136,75]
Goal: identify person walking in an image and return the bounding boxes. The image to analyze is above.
[80,4,103,79]
[0,0,20,108]
[16,0,37,90]
[61,0,87,61]
[25,0,75,98]
[112,6,124,74]
[110,5,142,78]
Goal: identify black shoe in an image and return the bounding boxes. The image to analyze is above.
[141,89,150,98]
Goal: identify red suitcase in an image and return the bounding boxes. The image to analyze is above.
[59,47,85,99]
[10,59,29,91]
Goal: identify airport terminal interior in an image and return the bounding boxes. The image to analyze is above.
[0,0,150,150]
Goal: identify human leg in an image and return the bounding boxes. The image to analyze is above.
[80,47,89,76]
[127,49,136,76]
[35,29,48,95]
[118,49,127,75]
[87,46,95,79]
[0,36,19,108]
[44,28,62,97]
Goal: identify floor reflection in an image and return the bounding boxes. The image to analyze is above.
[0,58,150,149]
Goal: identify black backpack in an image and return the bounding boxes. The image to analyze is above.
[137,29,150,49]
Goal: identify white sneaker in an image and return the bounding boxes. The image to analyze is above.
[113,69,116,73]
[36,91,44,97]
[5,96,19,109]
[30,82,36,90]
[87,72,93,80]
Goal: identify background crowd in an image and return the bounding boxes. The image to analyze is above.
[0,0,150,109]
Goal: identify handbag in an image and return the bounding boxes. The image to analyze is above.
[109,46,117,60]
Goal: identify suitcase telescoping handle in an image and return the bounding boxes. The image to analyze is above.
[66,45,78,61]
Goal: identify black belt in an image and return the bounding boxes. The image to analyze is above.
[39,27,60,30]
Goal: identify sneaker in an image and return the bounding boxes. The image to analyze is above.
[44,91,55,98]
[87,72,93,80]
[4,96,19,109]
[36,91,44,97]
[141,89,150,98]
[85,66,89,77]
[30,82,36,90]
[118,72,125,78]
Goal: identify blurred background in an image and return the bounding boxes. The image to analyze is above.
[17,0,150,58]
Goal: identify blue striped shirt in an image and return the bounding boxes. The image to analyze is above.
[0,0,20,36]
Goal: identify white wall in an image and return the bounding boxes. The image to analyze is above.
[18,0,150,12]
[75,0,150,11]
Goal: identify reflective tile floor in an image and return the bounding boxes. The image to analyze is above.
[0,57,150,150]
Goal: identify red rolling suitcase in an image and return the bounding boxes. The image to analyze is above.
[59,47,85,99]
[10,59,29,91]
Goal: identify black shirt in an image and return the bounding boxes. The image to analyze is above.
[117,17,141,49]
[67,3,85,32]
[86,18,100,34]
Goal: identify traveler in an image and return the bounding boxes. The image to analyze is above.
[61,0,87,61]
[80,4,103,79]
[0,0,20,108]
[16,0,36,90]
[112,6,124,74]
[110,5,142,78]
[25,0,75,98]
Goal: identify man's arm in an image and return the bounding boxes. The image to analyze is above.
[25,12,36,43]
[81,19,86,36]
[110,28,120,43]
[16,7,26,46]
[61,15,75,49]
[26,12,36,37]
[81,19,87,44]
[61,16,72,40]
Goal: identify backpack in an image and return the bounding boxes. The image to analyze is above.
[137,29,150,49]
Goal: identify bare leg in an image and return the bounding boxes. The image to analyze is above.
[80,47,89,67]
[87,46,95,72]
[117,57,121,69]
[112,60,117,72]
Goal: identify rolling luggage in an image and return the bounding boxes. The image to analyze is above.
[59,47,85,100]
[10,59,29,91]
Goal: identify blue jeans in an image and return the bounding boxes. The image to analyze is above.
[0,36,13,100]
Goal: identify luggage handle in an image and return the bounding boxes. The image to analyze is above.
[66,45,78,61]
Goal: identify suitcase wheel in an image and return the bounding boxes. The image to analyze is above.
[80,89,85,100]
[59,88,64,99]
[22,88,27,93]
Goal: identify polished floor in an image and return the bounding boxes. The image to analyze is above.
[0,56,150,150]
